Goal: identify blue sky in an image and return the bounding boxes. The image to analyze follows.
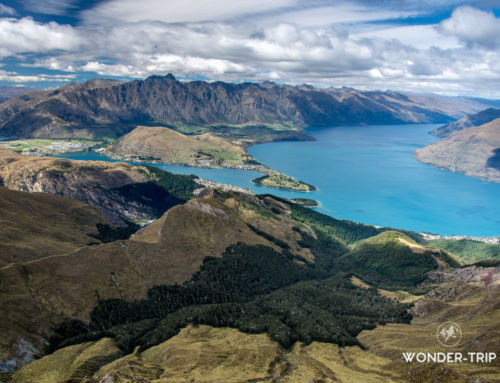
[0,0,500,97]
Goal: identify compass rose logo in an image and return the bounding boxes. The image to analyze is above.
[436,322,462,347]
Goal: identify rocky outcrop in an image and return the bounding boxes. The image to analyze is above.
[0,149,194,225]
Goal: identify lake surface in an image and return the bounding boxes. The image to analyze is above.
[58,124,500,237]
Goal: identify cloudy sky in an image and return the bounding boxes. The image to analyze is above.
[0,0,499,97]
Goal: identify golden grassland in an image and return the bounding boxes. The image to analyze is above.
[0,187,107,267]
[10,338,121,383]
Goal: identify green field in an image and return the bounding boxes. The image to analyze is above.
[0,138,111,155]
[428,238,500,264]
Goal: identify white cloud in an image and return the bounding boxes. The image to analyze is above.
[82,0,296,24]
[0,17,81,58]
[260,4,419,28]
[0,3,16,15]
[353,24,460,50]
[15,17,500,97]
[440,6,500,48]
[1,3,500,97]
[0,69,75,82]
[80,56,249,77]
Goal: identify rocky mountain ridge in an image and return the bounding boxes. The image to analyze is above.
[431,107,500,137]
[0,74,495,139]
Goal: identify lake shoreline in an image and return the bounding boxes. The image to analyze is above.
[0,135,317,193]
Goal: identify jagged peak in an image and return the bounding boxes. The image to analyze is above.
[146,73,177,81]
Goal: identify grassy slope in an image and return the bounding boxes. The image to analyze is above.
[0,187,108,267]
[13,325,403,382]
[10,338,121,383]
[0,191,317,361]
[335,231,459,293]
[91,325,403,382]
[44,200,455,358]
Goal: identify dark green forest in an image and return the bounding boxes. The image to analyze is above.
[51,196,446,356]
[49,242,413,353]
[428,238,500,264]
[278,196,424,245]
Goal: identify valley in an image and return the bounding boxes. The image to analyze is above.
[0,132,499,382]
[2,0,500,381]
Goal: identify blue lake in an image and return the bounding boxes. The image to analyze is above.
[58,124,500,237]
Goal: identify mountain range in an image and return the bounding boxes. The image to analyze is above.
[431,107,500,137]
[0,74,497,140]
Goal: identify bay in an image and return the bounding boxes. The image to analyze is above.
[249,124,500,237]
